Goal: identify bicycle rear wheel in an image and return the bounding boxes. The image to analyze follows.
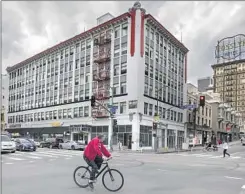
[73,166,91,188]
[102,169,124,192]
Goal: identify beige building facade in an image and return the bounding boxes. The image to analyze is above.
[186,83,212,145]
[212,59,245,120]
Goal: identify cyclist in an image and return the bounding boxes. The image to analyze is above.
[83,133,112,188]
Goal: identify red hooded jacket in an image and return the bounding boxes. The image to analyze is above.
[84,137,111,161]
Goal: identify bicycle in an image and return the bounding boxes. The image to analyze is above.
[73,157,124,192]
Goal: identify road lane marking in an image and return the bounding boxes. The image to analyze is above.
[196,154,212,157]
[177,154,189,156]
[242,185,245,189]
[5,163,13,165]
[29,161,34,163]
[157,169,168,172]
[8,157,25,161]
[224,176,243,180]
[11,153,24,156]
[37,151,73,157]
[188,164,207,167]
[210,156,223,159]
[25,156,42,159]
[230,156,241,159]
[29,153,58,158]
[65,158,71,160]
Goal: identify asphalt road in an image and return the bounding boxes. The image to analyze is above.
[1,144,245,194]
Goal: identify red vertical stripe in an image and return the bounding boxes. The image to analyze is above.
[184,54,187,83]
[130,9,136,57]
[140,12,144,57]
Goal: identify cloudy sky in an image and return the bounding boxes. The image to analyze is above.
[2,1,245,84]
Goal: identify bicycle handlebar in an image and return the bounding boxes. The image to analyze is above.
[102,157,112,163]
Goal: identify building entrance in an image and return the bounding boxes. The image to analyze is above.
[117,133,132,149]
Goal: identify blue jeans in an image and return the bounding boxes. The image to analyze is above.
[83,155,103,180]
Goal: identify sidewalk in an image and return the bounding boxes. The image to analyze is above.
[112,140,241,155]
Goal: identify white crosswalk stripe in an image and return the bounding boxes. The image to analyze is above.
[176,153,244,160]
[1,149,83,164]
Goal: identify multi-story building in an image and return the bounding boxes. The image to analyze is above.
[203,86,242,141]
[212,59,245,120]
[1,74,8,131]
[186,83,212,145]
[197,76,213,92]
[6,2,188,151]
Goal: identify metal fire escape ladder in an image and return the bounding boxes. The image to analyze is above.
[92,30,112,118]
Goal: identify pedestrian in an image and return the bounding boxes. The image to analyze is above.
[118,140,122,151]
[223,140,230,158]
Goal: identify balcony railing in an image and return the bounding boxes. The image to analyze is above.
[93,70,110,81]
[94,90,110,100]
[92,109,109,118]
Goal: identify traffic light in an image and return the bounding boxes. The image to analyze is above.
[113,119,118,127]
[91,95,96,107]
[199,95,205,107]
[153,122,157,130]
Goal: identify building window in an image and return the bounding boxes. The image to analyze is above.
[120,102,126,114]
[46,112,49,120]
[140,125,152,147]
[121,23,128,37]
[53,110,57,119]
[63,109,67,119]
[79,107,83,117]
[114,26,120,39]
[41,112,45,120]
[68,108,72,118]
[144,103,148,115]
[149,104,153,116]
[113,83,120,95]
[84,106,89,117]
[74,107,78,118]
[58,110,62,119]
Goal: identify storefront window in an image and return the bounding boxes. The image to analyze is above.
[91,126,109,145]
[167,129,176,149]
[140,125,152,147]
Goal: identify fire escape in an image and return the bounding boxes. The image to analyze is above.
[92,30,111,118]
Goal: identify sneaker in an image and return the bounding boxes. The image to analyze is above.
[88,182,94,189]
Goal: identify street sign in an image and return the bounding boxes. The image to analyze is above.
[109,106,118,114]
[108,105,118,109]
[180,104,197,110]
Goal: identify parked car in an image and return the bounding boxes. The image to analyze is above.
[1,134,16,153]
[34,140,41,147]
[26,139,37,151]
[40,138,64,149]
[15,138,36,151]
[59,140,86,150]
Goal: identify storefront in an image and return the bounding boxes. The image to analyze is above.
[113,125,132,149]
[70,124,92,144]
[6,126,69,140]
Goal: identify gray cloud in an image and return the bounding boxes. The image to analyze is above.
[2,1,245,85]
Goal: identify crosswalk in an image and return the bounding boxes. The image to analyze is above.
[176,153,245,160]
[1,148,83,164]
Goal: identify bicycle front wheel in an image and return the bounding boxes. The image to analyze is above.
[102,169,124,192]
[73,166,91,188]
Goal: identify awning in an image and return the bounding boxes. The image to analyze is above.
[5,126,69,135]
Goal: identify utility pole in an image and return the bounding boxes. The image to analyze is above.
[193,108,197,138]
[109,87,114,152]
[91,87,115,152]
